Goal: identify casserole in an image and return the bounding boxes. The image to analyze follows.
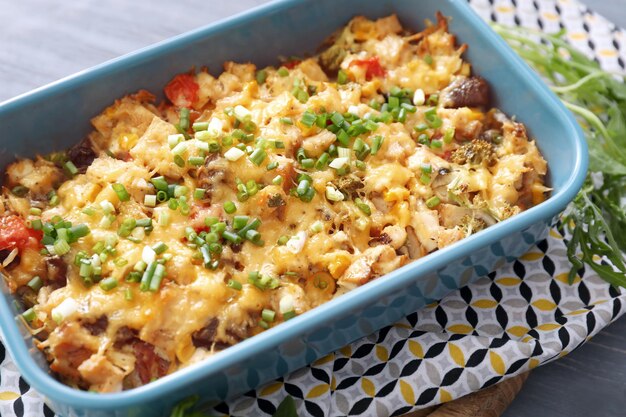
[0,0,587,416]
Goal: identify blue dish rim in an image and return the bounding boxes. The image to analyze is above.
[0,0,588,410]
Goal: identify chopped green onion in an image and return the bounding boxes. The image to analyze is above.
[125,288,133,300]
[227,279,242,290]
[204,216,219,227]
[315,153,330,170]
[424,54,433,65]
[53,239,71,255]
[280,117,293,125]
[249,148,267,166]
[30,219,43,230]
[22,308,36,323]
[168,134,184,149]
[283,310,297,320]
[99,277,118,292]
[152,242,168,255]
[179,108,190,131]
[233,215,249,230]
[417,133,430,145]
[224,201,236,214]
[222,230,243,244]
[421,164,432,174]
[354,198,371,216]
[430,139,443,149]
[420,173,431,184]
[256,69,268,84]
[140,262,157,291]
[443,127,455,144]
[144,194,157,207]
[325,185,344,202]
[259,320,269,329]
[301,158,315,169]
[193,188,206,200]
[81,206,96,216]
[426,196,441,208]
[27,276,43,292]
[64,161,78,177]
[266,161,279,171]
[209,242,223,253]
[261,308,276,323]
[149,264,166,292]
[188,156,205,166]
[292,87,309,103]
[337,69,348,85]
[277,67,289,77]
[296,179,310,196]
[224,147,246,161]
[277,235,289,245]
[272,175,283,185]
[371,135,384,155]
[151,176,168,191]
[300,111,317,127]
[211,221,227,234]
[310,220,324,233]
[193,122,209,132]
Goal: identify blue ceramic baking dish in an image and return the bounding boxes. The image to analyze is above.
[0,0,587,416]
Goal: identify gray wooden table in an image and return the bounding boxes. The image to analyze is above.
[1,1,625,416]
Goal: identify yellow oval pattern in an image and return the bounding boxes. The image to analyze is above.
[409,340,424,358]
[447,324,473,334]
[307,384,330,399]
[490,351,506,375]
[520,252,543,261]
[313,353,334,366]
[536,323,561,331]
[0,391,20,401]
[497,277,522,286]
[448,343,465,367]
[260,382,283,396]
[471,299,498,309]
[376,345,389,362]
[532,299,557,311]
[507,326,530,338]
[361,378,375,397]
[399,380,416,405]
[440,388,453,403]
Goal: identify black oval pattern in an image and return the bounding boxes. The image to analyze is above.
[519,282,533,302]
[513,260,526,278]
[506,358,528,375]
[496,305,508,329]
[441,368,464,386]
[284,383,303,399]
[465,307,478,327]
[542,255,555,275]
[311,367,330,384]
[333,357,349,372]
[460,286,473,304]
[400,359,421,377]
[13,397,24,417]
[336,377,360,390]
[349,397,373,415]
[364,363,386,376]
[424,342,447,359]
[549,280,562,304]
[352,343,375,359]
[305,400,324,417]
[390,406,414,417]
[466,349,488,367]
[376,380,398,397]
[435,306,448,328]
[18,377,29,395]
[578,281,591,306]
[526,306,538,328]
[389,339,407,360]
[490,283,503,302]
[415,387,439,405]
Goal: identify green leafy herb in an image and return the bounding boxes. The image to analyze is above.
[494,23,626,287]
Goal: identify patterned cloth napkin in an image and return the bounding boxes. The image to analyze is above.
[1,1,626,416]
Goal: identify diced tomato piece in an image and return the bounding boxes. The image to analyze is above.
[0,215,42,251]
[284,59,301,69]
[349,56,386,80]
[164,73,199,108]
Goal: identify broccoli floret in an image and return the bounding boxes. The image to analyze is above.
[450,139,496,166]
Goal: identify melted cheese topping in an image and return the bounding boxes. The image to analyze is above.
[1,14,548,392]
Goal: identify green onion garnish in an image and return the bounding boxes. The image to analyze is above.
[224,201,237,214]
[222,230,243,244]
[53,239,71,255]
[426,196,441,208]
[300,111,318,127]
[277,67,289,77]
[149,264,166,292]
[193,121,209,132]
[277,235,289,245]
[354,198,372,216]
[266,161,279,171]
[63,161,78,177]
[280,117,293,125]
[233,215,249,230]
[27,276,43,292]
[152,242,168,255]
[22,308,36,323]
[193,188,206,200]
[99,277,118,292]
[256,69,268,84]
[261,308,276,323]
[227,279,242,290]
[249,148,267,166]
[337,69,348,85]
[188,156,205,166]
[272,175,283,185]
